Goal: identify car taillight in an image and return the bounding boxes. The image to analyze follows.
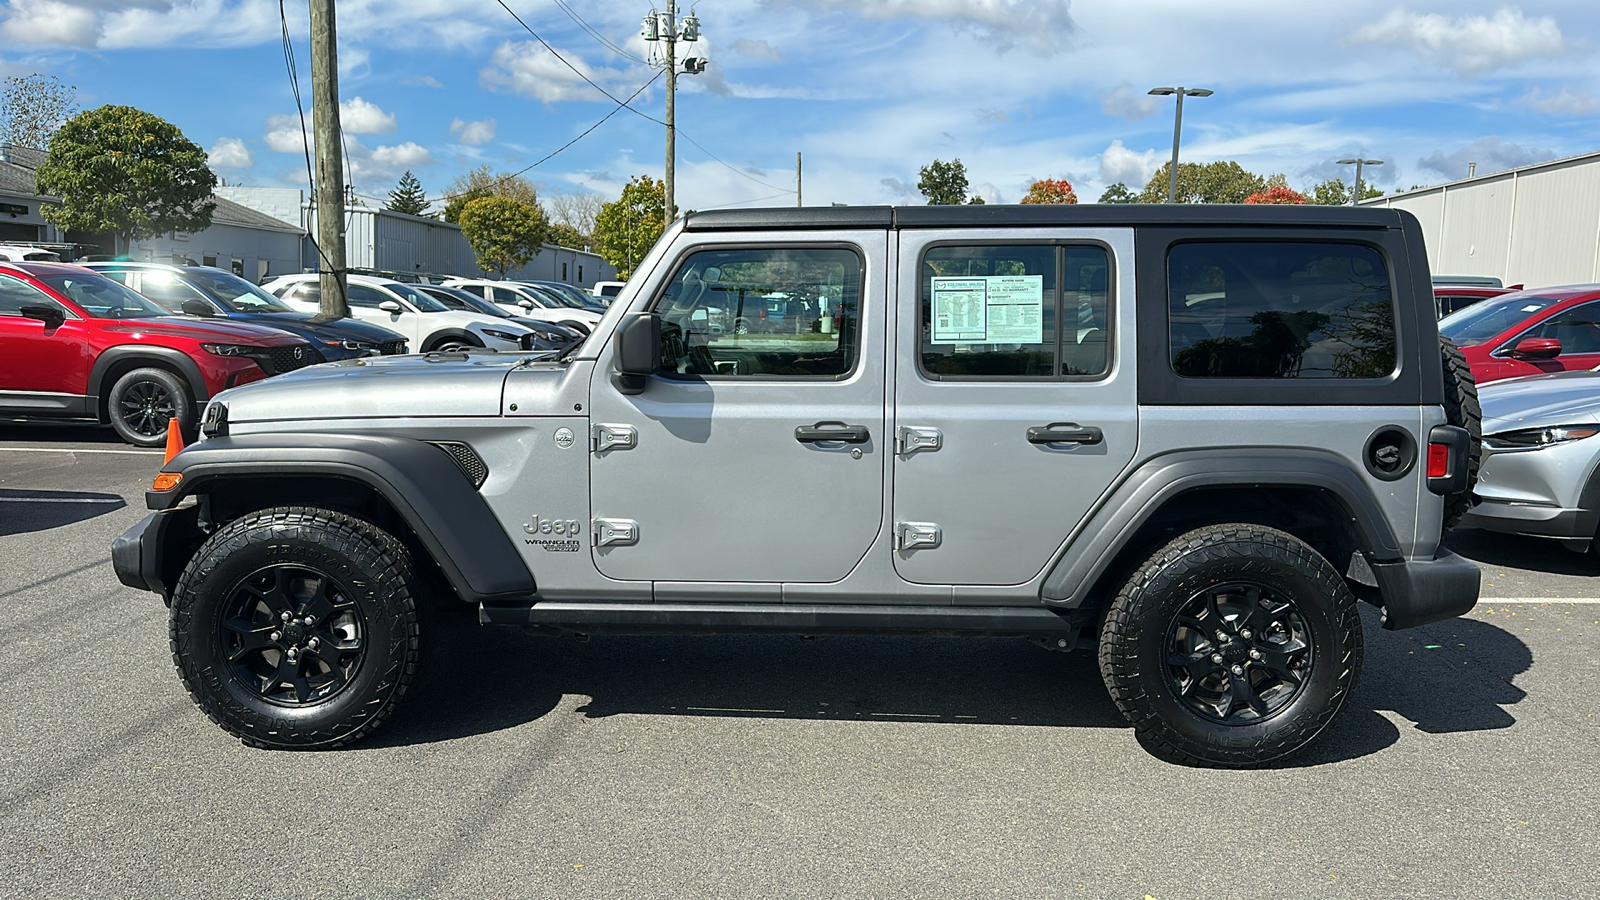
[1426,442,1450,478]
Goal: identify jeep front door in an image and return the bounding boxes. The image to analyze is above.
[890,232,1139,587]
[587,236,887,585]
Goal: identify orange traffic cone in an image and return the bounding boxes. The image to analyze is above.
[163,417,186,463]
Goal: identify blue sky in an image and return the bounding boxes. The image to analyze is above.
[2,1,1598,214]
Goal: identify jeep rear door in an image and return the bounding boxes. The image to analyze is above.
[889,229,1139,587]
[586,231,889,586]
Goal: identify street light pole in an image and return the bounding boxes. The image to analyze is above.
[1149,86,1213,203]
[1337,158,1383,206]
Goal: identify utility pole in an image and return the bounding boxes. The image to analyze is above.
[797,152,802,207]
[309,0,349,318]
[643,5,705,229]
[1337,158,1383,206]
[1148,86,1213,202]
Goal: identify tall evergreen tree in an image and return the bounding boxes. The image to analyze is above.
[386,170,428,216]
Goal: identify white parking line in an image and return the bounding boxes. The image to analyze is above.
[0,497,125,504]
[1478,597,1600,604]
[3,447,161,455]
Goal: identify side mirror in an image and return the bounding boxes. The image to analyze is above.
[378,300,402,313]
[19,303,64,326]
[1512,337,1561,359]
[612,312,661,395]
[181,298,216,317]
[517,299,535,309]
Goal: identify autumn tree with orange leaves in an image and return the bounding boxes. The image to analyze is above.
[1019,178,1079,204]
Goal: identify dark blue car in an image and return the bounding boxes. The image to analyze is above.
[86,263,408,361]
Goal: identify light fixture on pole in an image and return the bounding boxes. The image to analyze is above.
[1148,86,1213,203]
[1337,158,1383,206]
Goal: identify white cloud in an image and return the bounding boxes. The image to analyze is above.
[0,0,98,46]
[369,142,432,169]
[1098,140,1157,186]
[479,40,631,103]
[207,137,254,169]
[768,0,1075,55]
[731,38,782,61]
[1101,82,1157,120]
[264,114,308,155]
[338,47,370,80]
[449,117,496,147]
[340,96,395,134]
[1349,7,1566,75]
[1521,86,1600,116]
[403,74,444,89]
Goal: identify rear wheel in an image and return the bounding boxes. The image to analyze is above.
[169,507,422,749]
[107,367,192,447]
[1098,524,1363,768]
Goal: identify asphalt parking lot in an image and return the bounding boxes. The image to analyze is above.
[2,419,1597,899]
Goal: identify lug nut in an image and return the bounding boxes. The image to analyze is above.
[1211,653,1224,664]
[307,637,320,649]
[1216,631,1228,642]
[1249,649,1262,660]
[1241,629,1253,639]
[281,611,291,621]
[1231,665,1244,675]
[303,617,315,626]
[270,631,282,642]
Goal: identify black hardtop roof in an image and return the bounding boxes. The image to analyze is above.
[683,203,1410,232]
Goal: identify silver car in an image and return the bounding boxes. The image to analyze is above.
[1459,368,1600,556]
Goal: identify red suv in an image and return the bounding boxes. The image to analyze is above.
[1439,285,1600,385]
[0,262,319,445]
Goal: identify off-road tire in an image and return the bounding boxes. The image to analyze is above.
[1440,335,1482,530]
[107,367,193,447]
[169,507,421,750]
[1098,524,1363,768]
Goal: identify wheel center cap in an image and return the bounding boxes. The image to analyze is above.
[1222,640,1250,663]
[282,622,308,646]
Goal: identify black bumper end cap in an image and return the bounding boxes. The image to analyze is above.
[1370,547,1481,630]
[111,513,162,594]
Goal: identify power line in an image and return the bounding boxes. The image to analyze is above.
[551,0,647,64]
[699,190,796,210]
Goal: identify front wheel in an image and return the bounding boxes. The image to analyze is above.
[169,507,422,749]
[107,367,193,447]
[1098,524,1363,768]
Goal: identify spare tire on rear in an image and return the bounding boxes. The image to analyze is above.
[1439,335,1481,531]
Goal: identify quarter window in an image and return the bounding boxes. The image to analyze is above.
[654,246,861,378]
[1168,242,1395,379]
[919,245,1110,378]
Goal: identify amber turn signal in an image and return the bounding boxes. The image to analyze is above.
[151,472,183,492]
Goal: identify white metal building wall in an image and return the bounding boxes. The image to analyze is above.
[1363,150,1600,288]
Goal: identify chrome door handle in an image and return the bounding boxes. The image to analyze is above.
[795,421,870,444]
[1027,422,1103,445]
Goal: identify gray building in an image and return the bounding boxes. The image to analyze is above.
[0,145,65,245]
[1362,149,1600,289]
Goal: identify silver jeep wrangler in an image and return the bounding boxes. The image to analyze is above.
[114,205,1482,767]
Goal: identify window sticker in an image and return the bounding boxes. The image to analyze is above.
[931,275,1044,344]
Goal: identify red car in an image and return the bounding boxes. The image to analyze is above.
[1439,285,1600,386]
[1433,284,1517,319]
[0,262,318,446]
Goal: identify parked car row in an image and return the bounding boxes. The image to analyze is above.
[0,262,591,445]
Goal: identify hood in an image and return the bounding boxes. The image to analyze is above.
[231,312,406,344]
[214,352,523,422]
[102,316,306,345]
[1478,370,1600,434]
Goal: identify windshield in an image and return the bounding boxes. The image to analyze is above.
[383,282,450,312]
[183,268,298,313]
[428,287,512,319]
[524,284,590,309]
[1440,292,1566,346]
[542,282,602,308]
[38,271,171,319]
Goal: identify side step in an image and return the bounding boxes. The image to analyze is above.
[480,601,1083,637]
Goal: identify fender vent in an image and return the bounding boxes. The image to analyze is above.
[429,441,489,489]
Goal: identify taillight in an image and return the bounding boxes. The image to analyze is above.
[1427,442,1450,478]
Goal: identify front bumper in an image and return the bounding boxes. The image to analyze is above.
[1369,548,1481,630]
[111,506,198,600]
[1459,499,1598,548]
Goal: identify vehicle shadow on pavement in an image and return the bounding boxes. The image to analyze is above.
[1445,528,1598,577]
[0,488,126,536]
[373,603,1534,767]
[1286,606,1532,767]
[0,419,124,445]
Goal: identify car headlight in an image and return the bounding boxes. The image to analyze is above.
[200,343,251,357]
[1484,425,1600,449]
[326,339,375,351]
[481,328,522,342]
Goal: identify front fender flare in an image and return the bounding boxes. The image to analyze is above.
[149,433,535,603]
[1039,448,1403,606]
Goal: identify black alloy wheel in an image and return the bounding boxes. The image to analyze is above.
[219,565,366,706]
[118,379,176,438]
[1163,582,1313,723]
[107,367,193,447]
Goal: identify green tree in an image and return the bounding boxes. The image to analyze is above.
[35,104,217,250]
[918,158,984,205]
[1138,160,1265,204]
[546,221,587,250]
[1020,178,1078,204]
[458,196,548,278]
[441,163,541,223]
[1098,182,1138,204]
[0,74,79,150]
[593,175,670,280]
[386,169,428,216]
[1305,178,1385,206]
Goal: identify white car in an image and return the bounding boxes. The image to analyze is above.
[261,274,537,353]
[440,279,602,333]
[591,280,626,305]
